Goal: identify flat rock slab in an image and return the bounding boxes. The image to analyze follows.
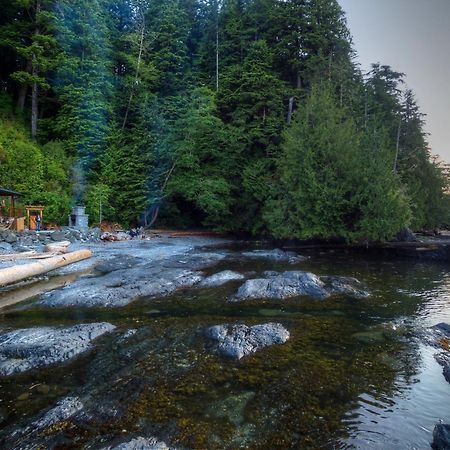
[38,266,204,308]
[0,323,115,375]
[231,271,369,301]
[102,437,173,450]
[205,323,290,359]
[95,255,145,274]
[199,270,245,287]
[241,248,306,264]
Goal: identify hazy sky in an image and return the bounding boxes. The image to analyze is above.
[338,0,450,162]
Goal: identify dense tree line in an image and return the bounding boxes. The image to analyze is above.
[0,0,448,239]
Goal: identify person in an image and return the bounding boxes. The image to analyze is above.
[36,213,41,232]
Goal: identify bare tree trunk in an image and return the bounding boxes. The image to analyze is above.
[145,160,178,229]
[393,117,402,173]
[31,0,41,139]
[364,89,368,130]
[287,96,294,125]
[122,14,145,131]
[17,60,32,111]
[296,72,302,90]
[215,4,219,92]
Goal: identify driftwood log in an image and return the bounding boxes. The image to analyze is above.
[0,250,92,287]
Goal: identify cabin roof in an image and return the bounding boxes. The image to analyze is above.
[0,187,22,197]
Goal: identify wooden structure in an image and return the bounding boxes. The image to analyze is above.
[25,205,45,231]
[0,187,24,231]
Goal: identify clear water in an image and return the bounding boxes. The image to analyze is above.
[0,248,449,449]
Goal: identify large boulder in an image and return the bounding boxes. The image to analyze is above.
[205,323,290,359]
[231,271,369,302]
[199,270,245,287]
[241,248,306,264]
[0,323,115,376]
[432,424,450,450]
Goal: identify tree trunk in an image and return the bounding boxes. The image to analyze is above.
[296,72,302,90]
[16,60,32,111]
[215,3,219,92]
[287,96,294,125]
[393,117,402,173]
[122,13,145,131]
[31,0,42,139]
[0,250,92,287]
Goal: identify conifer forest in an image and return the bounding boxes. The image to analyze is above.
[1,0,449,240]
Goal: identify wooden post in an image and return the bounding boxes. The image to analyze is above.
[10,195,15,217]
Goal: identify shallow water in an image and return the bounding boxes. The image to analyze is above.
[0,247,449,449]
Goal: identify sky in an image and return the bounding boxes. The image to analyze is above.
[338,0,450,162]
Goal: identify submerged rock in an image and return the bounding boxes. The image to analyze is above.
[231,271,368,301]
[207,391,255,426]
[31,396,83,430]
[421,323,450,385]
[38,266,204,308]
[205,323,290,359]
[241,248,306,264]
[321,276,370,298]
[0,323,115,376]
[199,270,245,287]
[432,424,450,450]
[102,437,173,450]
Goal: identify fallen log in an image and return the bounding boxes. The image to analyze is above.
[0,250,92,287]
[0,251,38,261]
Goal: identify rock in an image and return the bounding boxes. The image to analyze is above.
[321,276,370,298]
[0,323,115,376]
[207,391,255,426]
[50,231,67,241]
[101,231,131,242]
[39,266,204,308]
[395,227,418,242]
[4,231,17,244]
[205,323,290,359]
[241,248,306,264]
[231,271,328,301]
[96,255,144,274]
[101,437,172,450]
[421,323,450,385]
[199,270,245,287]
[44,240,71,253]
[231,271,369,302]
[352,330,386,344]
[421,323,450,348]
[0,242,13,253]
[432,424,450,450]
[263,270,279,278]
[30,396,83,430]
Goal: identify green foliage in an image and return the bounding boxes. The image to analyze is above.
[265,84,410,242]
[85,182,114,225]
[0,0,447,236]
[0,99,71,223]
[165,87,241,228]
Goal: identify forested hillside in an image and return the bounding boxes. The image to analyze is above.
[0,0,448,240]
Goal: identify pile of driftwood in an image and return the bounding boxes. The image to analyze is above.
[0,241,92,288]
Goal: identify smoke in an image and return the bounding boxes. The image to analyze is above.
[53,0,114,205]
